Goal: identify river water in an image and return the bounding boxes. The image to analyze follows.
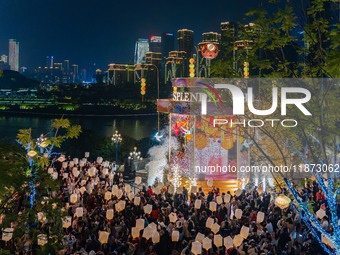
[0,115,159,143]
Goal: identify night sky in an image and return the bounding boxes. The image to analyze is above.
[0,0,261,70]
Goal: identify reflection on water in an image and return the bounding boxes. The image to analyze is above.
[0,116,158,143]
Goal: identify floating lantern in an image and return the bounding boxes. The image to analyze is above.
[240,226,249,239]
[316,208,326,219]
[203,237,212,250]
[224,194,231,203]
[116,189,123,199]
[233,234,243,247]
[48,168,54,174]
[75,207,84,217]
[62,216,72,228]
[70,193,78,204]
[206,218,214,229]
[85,152,89,158]
[224,236,233,249]
[168,185,175,194]
[152,231,160,243]
[191,241,202,255]
[172,230,179,242]
[235,209,243,219]
[143,226,154,240]
[207,179,213,187]
[176,187,183,194]
[73,158,79,164]
[134,197,141,205]
[62,162,68,169]
[106,209,114,220]
[97,157,103,164]
[2,228,13,241]
[99,231,109,244]
[191,186,197,194]
[88,167,97,177]
[105,191,112,201]
[209,202,217,212]
[37,234,48,246]
[69,161,74,167]
[128,192,135,201]
[195,199,202,209]
[257,212,265,223]
[235,189,242,197]
[211,223,220,234]
[195,232,205,243]
[125,184,131,193]
[136,219,145,230]
[169,212,177,223]
[135,177,142,185]
[275,194,291,209]
[214,234,223,247]
[51,172,58,180]
[143,204,152,214]
[132,227,140,239]
[37,212,46,222]
[216,196,223,205]
[79,187,86,194]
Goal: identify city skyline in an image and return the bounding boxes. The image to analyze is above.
[0,0,260,70]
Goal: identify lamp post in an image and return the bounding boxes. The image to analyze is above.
[128,147,142,171]
[111,131,122,165]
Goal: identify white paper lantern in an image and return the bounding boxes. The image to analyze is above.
[203,237,212,250]
[216,196,223,205]
[62,216,72,228]
[135,177,142,185]
[316,208,326,219]
[128,192,135,201]
[79,161,85,167]
[136,219,145,230]
[235,189,242,197]
[99,231,109,244]
[172,230,179,242]
[257,212,265,223]
[125,184,131,193]
[233,234,243,247]
[2,228,13,241]
[106,209,114,220]
[152,231,160,243]
[206,218,214,229]
[72,167,79,177]
[195,199,202,209]
[143,227,154,240]
[209,202,217,212]
[52,172,58,180]
[169,212,177,223]
[235,209,243,219]
[117,200,126,211]
[70,193,78,204]
[79,187,86,194]
[75,207,84,217]
[112,185,119,195]
[240,226,249,239]
[37,212,46,222]
[191,186,197,194]
[207,179,213,187]
[224,236,233,249]
[48,168,54,174]
[143,204,152,214]
[85,152,90,158]
[134,196,141,206]
[211,223,220,234]
[116,189,123,199]
[63,173,69,179]
[224,194,231,203]
[192,241,202,255]
[102,168,108,176]
[73,158,79,164]
[97,157,103,164]
[37,234,48,246]
[153,186,161,195]
[195,232,205,243]
[88,167,97,177]
[69,161,74,167]
[176,187,183,194]
[103,191,111,201]
[132,227,140,239]
[62,162,68,169]
[214,234,223,247]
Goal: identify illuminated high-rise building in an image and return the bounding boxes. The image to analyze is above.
[177,29,194,59]
[202,32,220,43]
[134,39,149,64]
[9,39,19,72]
[161,32,174,59]
[1,55,8,63]
[63,60,70,75]
[46,56,54,68]
[220,22,237,50]
[149,36,162,53]
[72,64,79,83]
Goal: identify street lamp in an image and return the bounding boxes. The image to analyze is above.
[111,130,122,165]
[128,147,143,171]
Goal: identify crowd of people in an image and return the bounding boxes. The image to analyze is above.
[3,155,337,254]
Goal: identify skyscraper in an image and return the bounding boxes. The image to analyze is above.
[161,33,175,59]
[72,64,79,83]
[177,29,194,59]
[9,39,19,72]
[149,36,162,53]
[220,22,237,52]
[202,32,220,43]
[134,39,149,64]
[46,56,54,68]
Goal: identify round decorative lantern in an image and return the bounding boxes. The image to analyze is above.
[275,194,291,209]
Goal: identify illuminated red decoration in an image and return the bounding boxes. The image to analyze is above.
[200,43,219,59]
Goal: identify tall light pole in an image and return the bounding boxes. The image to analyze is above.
[111,130,122,165]
[128,147,143,171]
